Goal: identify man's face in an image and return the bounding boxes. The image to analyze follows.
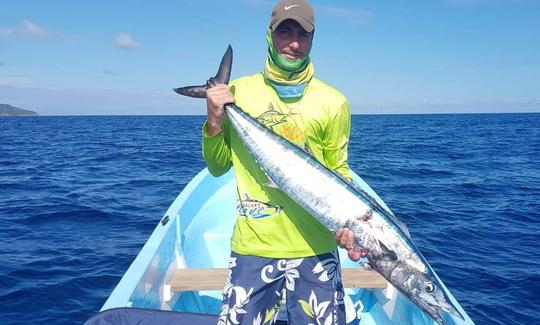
[271,19,313,61]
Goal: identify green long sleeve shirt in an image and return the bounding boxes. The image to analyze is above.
[202,73,351,258]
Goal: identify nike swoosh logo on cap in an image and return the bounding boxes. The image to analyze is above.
[284,5,300,10]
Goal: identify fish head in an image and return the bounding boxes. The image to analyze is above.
[401,270,465,324]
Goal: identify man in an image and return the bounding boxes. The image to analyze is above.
[204,1,363,323]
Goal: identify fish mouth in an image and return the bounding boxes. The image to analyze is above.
[416,284,465,324]
[428,298,466,324]
[427,273,466,322]
[442,302,466,321]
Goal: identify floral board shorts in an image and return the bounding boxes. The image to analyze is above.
[217,250,347,325]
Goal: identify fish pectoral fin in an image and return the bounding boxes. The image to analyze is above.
[389,214,412,239]
[399,220,412,239]
[378,241,398,262]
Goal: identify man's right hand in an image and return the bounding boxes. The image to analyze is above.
[206,84,235,136]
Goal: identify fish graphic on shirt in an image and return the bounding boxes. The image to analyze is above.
[256,104,295,129]
[237,194,282,219]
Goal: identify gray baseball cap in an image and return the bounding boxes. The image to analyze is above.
[270,0,315,33]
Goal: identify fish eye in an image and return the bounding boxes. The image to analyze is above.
[425,282,435,293]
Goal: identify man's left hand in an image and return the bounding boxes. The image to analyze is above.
[335,227,367,261]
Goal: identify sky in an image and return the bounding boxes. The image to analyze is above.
[0,0,539,115]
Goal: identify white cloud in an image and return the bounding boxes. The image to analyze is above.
[0,76,33,87]
[423,98,466,106]
[317,5,372,24]
[0,85,199,115]
[239,2,373,24]
[0,20,51,38]
[240,0,272,5]
[2,83,538,115]
[102,68,120,76]
[430,59,539,70]
[114,32,141,50]
[446,0,539,5]
[350,97,540,114]
[21,20,48,37]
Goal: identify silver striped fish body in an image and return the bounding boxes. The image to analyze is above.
[225,103,462,324]
[226,105,367,229]
[226,103,418,256]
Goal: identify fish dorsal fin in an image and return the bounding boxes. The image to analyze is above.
[383,212,411,239]
[378,241,398,262]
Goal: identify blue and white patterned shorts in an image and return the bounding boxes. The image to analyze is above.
[217,250,346,324]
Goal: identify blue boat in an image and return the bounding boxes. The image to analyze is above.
[86,168,474,324]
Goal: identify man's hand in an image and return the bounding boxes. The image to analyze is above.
[206,84,234,136]
[335,227,367,261]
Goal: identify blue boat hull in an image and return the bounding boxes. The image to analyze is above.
[96,168,474,324]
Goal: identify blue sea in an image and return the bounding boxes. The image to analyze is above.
[1,114,539,325]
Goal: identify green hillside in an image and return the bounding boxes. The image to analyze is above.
[0,104,39,116]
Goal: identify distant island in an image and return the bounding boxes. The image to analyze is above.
[0,104,39,116]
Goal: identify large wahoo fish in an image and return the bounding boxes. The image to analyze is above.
[174,46,465,324]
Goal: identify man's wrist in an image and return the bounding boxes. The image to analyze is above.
[205,120,223,136]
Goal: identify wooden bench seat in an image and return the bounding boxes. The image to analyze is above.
[170,268,387,292]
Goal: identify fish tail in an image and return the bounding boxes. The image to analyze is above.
[173,85,208,98]
[173,45,233,98]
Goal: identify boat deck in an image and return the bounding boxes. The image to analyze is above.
[170,267,387,292]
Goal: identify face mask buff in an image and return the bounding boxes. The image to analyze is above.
[265,29,310,73]
[263,28,315,96]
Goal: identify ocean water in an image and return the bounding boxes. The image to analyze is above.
[0,114,538,324]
